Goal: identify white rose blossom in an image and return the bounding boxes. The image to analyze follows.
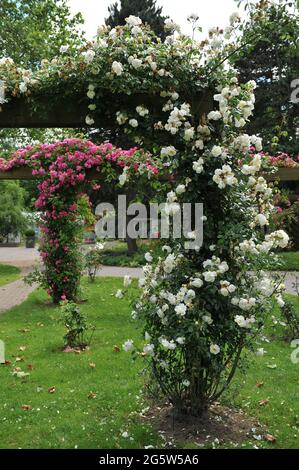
[82,50,95,64]
[125,15,142,27]
[210,344,220,355]
[111,61,123,76]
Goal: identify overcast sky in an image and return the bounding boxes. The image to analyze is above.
[68,0,243,40]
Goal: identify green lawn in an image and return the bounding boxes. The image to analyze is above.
[0,264,21,287]
[0,279,298,449]
[0,278,159,449]
[275,251,299,271]
[229,294,299,449]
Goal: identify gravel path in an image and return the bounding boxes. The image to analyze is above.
[0,277,36,314]
[97,266,143,278]
[0,247,40,270]
[0,248,40,313]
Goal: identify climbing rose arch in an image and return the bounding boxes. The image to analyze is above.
[0,138,157,303]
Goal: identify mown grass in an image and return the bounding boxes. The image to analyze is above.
[0,264,21,287]
[0,278,298,449]
[101,248,147,267]
[275,251,299,271]
[228,294,299,449]
[0,278,159,449]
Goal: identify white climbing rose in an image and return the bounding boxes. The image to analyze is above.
[210,344,220,355]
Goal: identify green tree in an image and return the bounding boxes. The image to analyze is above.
[0,0,84,67]
[233,0,299,155]
[105,0,168,39]
[0,181,27,242]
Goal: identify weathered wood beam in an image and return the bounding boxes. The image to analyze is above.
[0,167,31,180]
[0,94,90,128]
[0,167,103,180]
[264,168,299,182]
[0,91,214,129]
[2,167,299,181]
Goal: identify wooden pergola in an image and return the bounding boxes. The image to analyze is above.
[0,84,298,283]
[0,92,298,182]
[0,166,106,181]
[0,90,215,180]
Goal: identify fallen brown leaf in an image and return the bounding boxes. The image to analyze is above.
[89,362,96,369]
[258,399,269,407]
[264,433,276,443]
[21,404,32,410]
[88,391,97,399]
[256,381,264,388]
[113,345,121,353]
[48,386,56,394]
[63,345,74,353]
[15,357,24,362]
[27,364,34,370]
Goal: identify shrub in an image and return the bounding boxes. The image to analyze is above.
[273,203,299,250]
[85,242,105,282]
[25,229,35,238]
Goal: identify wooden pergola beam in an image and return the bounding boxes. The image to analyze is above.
[0,94,91,128]
[6,91,298,182]
[0,90,216,181]
[0,167,103,181]
[0,90,214,129]
[1,167,299,181]
[264,168,299,182]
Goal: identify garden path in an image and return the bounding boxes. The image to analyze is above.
[0,247,143,313]
[0,276,36,313]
